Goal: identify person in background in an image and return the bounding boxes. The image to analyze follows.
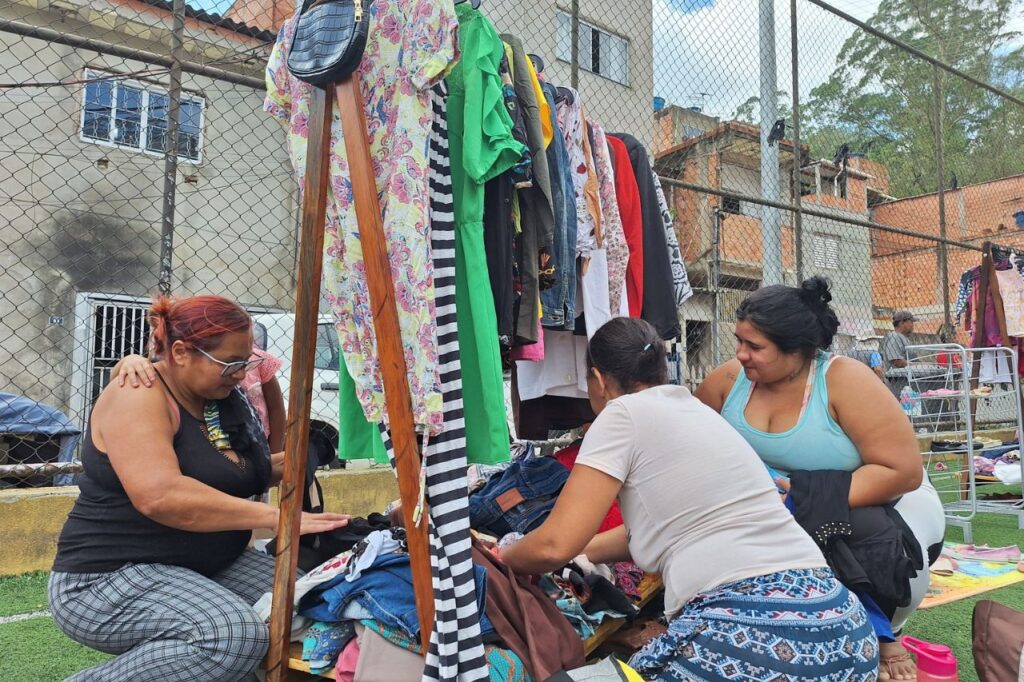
[883,311,916,397]
[500,317,879,681]
[850,335,885,381]
[50,295,348,681]
[696,279,945,681]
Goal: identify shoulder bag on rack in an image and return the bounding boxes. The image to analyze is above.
[287,0,371,86]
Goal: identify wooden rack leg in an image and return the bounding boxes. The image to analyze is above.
[335,77,435,650]
[266,85,335,682]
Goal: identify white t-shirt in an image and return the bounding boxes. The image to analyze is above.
[577,384,826,617]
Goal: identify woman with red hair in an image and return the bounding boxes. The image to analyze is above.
[48,294,348,682]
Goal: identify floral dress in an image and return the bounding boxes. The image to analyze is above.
[264,0,459,434]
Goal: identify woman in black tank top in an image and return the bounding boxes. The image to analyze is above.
[49,295,348,681]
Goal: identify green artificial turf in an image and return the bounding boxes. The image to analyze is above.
[0,512,1020,681]
[0,572,49,617]
[0,617,110,681]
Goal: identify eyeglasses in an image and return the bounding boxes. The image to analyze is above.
[195,347,264,377]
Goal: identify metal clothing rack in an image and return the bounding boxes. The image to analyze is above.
[265,76,435,681]
[908,344,1024,543]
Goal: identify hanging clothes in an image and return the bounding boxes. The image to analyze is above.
[955,266,979,325]
[979,350,1013,384]
[516,329,589,401]
[502,34,555,345]
[554,88,599,261]
[540,81,578,330]
[612,133,680,339]
[450,8,528,464]
[995,266,1024,337]
[588,122,630,316]
[264,0,459,434]
[652,169,692,307]
[605,135,644,318]
[418,83,489,682]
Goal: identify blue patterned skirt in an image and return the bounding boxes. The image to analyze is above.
[629,568,879,681]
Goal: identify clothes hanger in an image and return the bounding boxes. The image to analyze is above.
[556,85,575,105]
[454,0,481,8]
[528,53,545,74]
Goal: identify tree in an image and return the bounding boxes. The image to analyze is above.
[733,91,792,125]
[803,0,1024,198]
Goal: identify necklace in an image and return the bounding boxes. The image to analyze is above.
[203,401,233,452]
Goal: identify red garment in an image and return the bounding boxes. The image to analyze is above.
[554,443,625,532]
[607,135,644,317]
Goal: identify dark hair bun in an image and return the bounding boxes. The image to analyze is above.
[799,275,833,308]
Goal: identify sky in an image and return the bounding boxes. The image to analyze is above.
[653,0,1024,119]
[652,0,883,118]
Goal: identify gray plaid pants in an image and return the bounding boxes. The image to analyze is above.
[48,549,276,682]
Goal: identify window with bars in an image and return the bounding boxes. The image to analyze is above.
[813,233,841,270]
[90,301,151,403]
[555,11,629,85]
[81,69,205,162]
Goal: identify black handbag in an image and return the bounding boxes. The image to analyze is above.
[287,0,371,86]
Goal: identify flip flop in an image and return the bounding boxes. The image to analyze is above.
[878,653,915,681]
[929,556,959,577]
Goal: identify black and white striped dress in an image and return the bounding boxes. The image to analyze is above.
[380,83,490,682]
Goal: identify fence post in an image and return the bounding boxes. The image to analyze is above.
[934,64,951,340]
[158,0,185,297]
[570,0,579,89]
[712,207,722,367]
[790,0,804,284]
[758,0,783,285]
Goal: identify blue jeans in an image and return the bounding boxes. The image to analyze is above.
[540,83,577,329]
[468,455,569,536]
[298,553,491,640]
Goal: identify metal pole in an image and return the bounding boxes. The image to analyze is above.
[711,208,722,366]
[158,0,185,296]
[570,0,580,89]
[934,64,951,341]
[759,0,784,285]
[0,19,265,89]
[658,176,983,251]
[790,0,804,284]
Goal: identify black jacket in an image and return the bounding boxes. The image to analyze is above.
[790,469,923,614]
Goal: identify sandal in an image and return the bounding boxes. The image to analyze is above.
[878,653,915,681]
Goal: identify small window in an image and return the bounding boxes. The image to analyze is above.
[315,323,339,371]
[253,322,269,351]
[721,196,741,214]
[556,11,629,85]
[81,69,204,162]
[813,234,840,270]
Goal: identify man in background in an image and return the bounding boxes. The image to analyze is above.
[882,311,915,396]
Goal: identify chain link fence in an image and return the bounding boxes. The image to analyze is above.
[1,0,1022,486]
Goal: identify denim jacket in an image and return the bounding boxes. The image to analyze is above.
[540,82,578,329]
[468,454,569,536]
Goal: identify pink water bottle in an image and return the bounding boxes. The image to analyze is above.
[900,635,958,681]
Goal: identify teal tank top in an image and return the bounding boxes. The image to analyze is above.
[720,351,863,475]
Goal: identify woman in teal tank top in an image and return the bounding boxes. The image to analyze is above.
[696,277,945,682]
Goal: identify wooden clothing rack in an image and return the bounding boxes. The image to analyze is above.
[264,76,435,682]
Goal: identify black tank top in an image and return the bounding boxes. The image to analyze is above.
[53,376,262,577]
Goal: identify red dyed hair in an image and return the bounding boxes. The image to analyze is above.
[148,295,251,357]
